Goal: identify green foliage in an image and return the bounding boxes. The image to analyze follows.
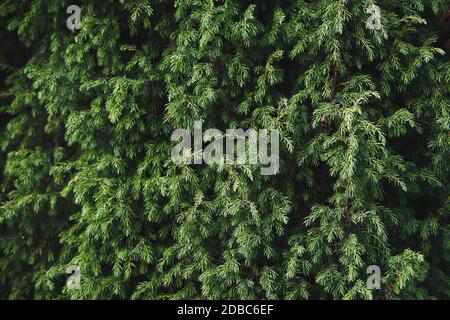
[0,0,448,299]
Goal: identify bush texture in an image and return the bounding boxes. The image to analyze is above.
[0,0,449,299]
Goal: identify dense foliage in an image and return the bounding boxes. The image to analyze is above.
[0,0,449,299]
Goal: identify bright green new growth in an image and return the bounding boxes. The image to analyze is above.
[0,0,448,299]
